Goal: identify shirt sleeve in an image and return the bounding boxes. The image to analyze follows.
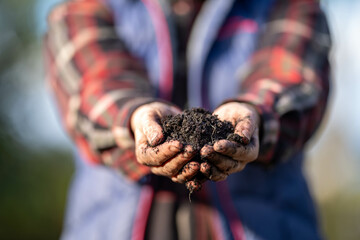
[233,0,331,163]
[44,0,155,180]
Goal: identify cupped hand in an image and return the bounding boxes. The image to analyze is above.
[131,102,199,183]
[199,102,260,181]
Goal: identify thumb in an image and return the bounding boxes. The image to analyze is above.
[142,104,180,146]
[234,113,259,145]
[143,120,164,146]
[131,110,164,147]
[131,102,180,146]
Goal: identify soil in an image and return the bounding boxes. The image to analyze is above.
[160,108,244,193]
[161,108,236,151]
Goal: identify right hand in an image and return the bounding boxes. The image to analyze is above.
[199,102,260,181]
[130,102,199,183]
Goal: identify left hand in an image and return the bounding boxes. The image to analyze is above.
[130,102,199,183]
[199,102,260,181]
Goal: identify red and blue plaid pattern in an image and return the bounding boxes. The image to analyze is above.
[44,0,155,180]
[44,0,330,179]
[235,0,330,163]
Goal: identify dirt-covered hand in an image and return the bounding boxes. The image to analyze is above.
[131,102,199,181]
[199,102,260,181]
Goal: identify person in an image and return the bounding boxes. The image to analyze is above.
[44,0,331,239]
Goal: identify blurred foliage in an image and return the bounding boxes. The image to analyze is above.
[319,191,360,240]
[0,140,73,239]
[0,0,37,72]
[0,0,74,239]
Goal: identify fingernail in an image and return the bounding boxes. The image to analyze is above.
[184,146,195,156]
[189,162,200,170]
[149,133,159,146]
[241,130,250,144]
[241,130,250,138]
[214,142,226,152]
[200,162,211,175]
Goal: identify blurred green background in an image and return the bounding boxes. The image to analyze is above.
[0,0,73,239]
[0,0,359,239]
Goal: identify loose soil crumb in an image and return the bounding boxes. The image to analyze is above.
[160,108,244,194]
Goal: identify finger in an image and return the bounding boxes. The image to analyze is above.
[201,145,230,165]
[213,107,236,126]
[136,140,183,166]
[171,161,200,183]
[234,113,258,144]
[200,145,214,158]
[199,161,211,177]
[142,114,165,146]
[214,139,258,162]
[201,145,238,173]
[206,166,229,182]
[143,104,181,146]
[201,149,243,174]
[149,145,196,178]
[185,178,206,192]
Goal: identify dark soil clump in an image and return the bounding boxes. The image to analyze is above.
[161,108,238,151]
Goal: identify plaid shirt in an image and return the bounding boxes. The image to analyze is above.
[44,0,331,181]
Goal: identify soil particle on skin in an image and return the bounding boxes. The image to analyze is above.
[161,108,242,151]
